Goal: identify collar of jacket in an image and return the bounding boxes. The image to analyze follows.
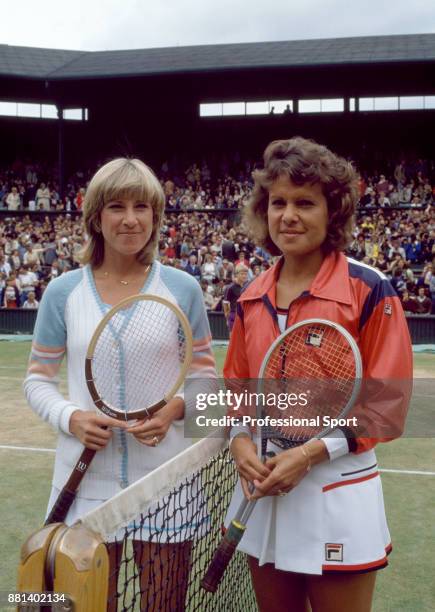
[238,251,353,308]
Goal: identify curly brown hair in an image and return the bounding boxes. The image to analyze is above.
[244,137,359,256]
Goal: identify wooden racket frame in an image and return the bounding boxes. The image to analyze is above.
[85,293,193,421]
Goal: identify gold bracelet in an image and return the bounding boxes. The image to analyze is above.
[300,444,312,472]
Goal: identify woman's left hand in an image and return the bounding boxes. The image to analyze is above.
[126,397,184,447]
[251,440,329,499]
[250,446,309,498]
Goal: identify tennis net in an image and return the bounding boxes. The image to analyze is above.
[80,437,257,611]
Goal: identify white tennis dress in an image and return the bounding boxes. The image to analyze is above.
[24,261,216,535]
[226,441,391,575]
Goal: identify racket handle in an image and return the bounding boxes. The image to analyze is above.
[201,520,246,593]
[44,446,98,525]
[44,488,76,525]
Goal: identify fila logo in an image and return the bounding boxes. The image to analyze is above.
[77,461,88,472]
[306,327,324,347]
[325,543,343,562]
[384,304,392,316]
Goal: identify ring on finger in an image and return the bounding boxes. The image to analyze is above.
[277,489,288,497]
[152,435,160,446]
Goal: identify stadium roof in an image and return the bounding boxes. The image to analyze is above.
[1,33,435,80]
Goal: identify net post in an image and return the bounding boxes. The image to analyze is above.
[17,523,63,595]
[48,523,109,612]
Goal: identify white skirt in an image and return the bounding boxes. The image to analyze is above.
[225,445,391,575]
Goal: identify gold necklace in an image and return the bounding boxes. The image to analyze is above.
[100,264,151,285]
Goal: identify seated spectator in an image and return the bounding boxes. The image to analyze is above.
[219,259,234,284]
[414,287,432,315]
[201,253,218,283]
[400,290,418,314]
[164,238,176,259]
[18,265,38,305]
[3,274,20,308]
[234,251,249,268]
[374,252,388,272]
[359,187,375,207]
[349,234,366,260]
[404,236,422,264]
[378,192,391,207]
[179,253,189,270]
[23,244,41,267]
[9,249,22,272]
[74,187,86,210]
[387,236,406,260]
[0,254,11,278]
[200,280,217,310]
[185,254,201,282]
[390,268,407,295]
[376,174,389,195]
[252,264,263,279]
[22,290,39,309]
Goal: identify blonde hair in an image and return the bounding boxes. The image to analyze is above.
[80,158,165,266]
[245,137,359,256]
[235,264,249,275]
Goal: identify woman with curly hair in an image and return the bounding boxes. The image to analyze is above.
[225,137,412,611]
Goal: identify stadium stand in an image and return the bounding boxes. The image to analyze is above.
[0,155,434,317]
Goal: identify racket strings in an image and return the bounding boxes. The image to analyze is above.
[262,324,357,443]
[91,300,188,415]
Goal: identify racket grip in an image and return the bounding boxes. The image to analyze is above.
[44,488,76,525]
[201,520,246,593]
[44,447,97,525]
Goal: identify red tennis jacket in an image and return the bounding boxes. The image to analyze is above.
[224,251,413,454]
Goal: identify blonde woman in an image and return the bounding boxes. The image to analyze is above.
[24,158,216,610]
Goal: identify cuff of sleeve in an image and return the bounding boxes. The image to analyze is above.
[321,430,350,461]
[171,394,185,427]
[229,424,252,452]
[58,404,79,435]
[174,380,185,401]
[229,424,252,441]
[171,418,185,428]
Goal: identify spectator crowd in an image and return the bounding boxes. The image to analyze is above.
[0,155,434,316]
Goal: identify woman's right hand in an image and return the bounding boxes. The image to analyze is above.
[69,410,127,450]
[230,435,271,499]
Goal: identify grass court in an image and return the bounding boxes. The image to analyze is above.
[0,341,434,611]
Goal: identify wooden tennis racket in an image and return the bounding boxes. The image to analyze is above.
[201,318,362,592]
[45,294,193,525]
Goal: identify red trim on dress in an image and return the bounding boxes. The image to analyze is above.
[323,543,392,573]
[322,471,379,492]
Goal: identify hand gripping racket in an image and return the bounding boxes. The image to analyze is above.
[201,318,362,592]
[45,294,193,525]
